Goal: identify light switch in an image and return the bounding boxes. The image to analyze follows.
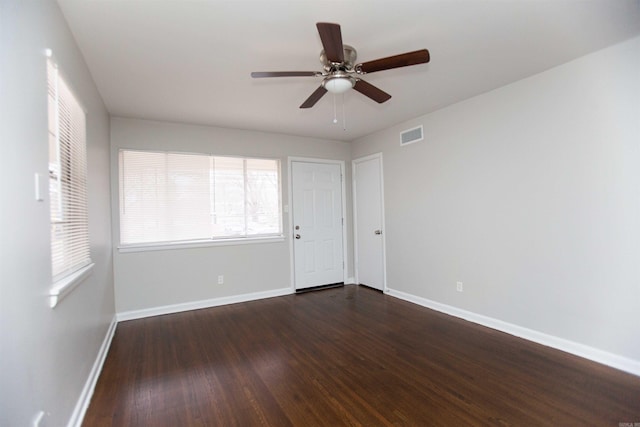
[35,173,44,202]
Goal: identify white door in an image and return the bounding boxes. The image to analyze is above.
[291,161,344,290]
[353,154,385,291]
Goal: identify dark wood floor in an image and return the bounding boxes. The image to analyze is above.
[84,286,640,426]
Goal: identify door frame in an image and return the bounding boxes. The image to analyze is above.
[288,157,348,291]
[352,152,388,292]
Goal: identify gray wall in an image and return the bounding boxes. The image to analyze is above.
[0,1,114,426]
[110,117,353,313]
[352,36,640,361]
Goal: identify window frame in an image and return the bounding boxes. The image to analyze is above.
[117,148,284,253]
[47,55,93,308]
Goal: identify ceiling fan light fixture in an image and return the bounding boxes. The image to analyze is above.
[323,74,355,94]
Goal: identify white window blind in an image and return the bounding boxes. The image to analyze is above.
[47,60,91,282]
[119,150,282,246]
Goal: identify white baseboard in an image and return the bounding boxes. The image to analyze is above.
[67,314,118,427]
[386,288,640,377]
[117,287,294,322]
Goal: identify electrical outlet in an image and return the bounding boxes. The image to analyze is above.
[456,281,463,292]
[217,275,224,285]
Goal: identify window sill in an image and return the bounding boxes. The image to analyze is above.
[49,262,94,308]
[118,235,285,253]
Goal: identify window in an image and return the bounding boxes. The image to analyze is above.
[47,59,92,292]
[119,149,282,248]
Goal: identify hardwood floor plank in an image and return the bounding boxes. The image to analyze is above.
[83,286,640,426]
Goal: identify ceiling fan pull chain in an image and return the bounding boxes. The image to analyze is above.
[333,93,338,124]
[342,93,347,131]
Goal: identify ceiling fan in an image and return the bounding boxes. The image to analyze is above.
[251,22,430,109]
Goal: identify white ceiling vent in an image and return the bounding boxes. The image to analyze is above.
[400,125,423,146]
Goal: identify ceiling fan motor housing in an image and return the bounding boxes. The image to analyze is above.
[320,44,357,71]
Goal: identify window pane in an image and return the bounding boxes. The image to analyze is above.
[212,157,245,237]
[246,159,280,235]
[120,150,166,244]
[48,59,91,281]
[120,151,211,244]
[166,153,212,241]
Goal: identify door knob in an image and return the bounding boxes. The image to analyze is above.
[374,229,382,235]
[295,234,301,239]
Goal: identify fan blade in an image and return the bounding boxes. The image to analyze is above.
[300,86,328,109]
[316,22,344,63]
[251,71,320,78]
[353,79,391,104]
[357,49,430,74]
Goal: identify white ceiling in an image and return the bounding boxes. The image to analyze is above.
[57,0,640,142]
